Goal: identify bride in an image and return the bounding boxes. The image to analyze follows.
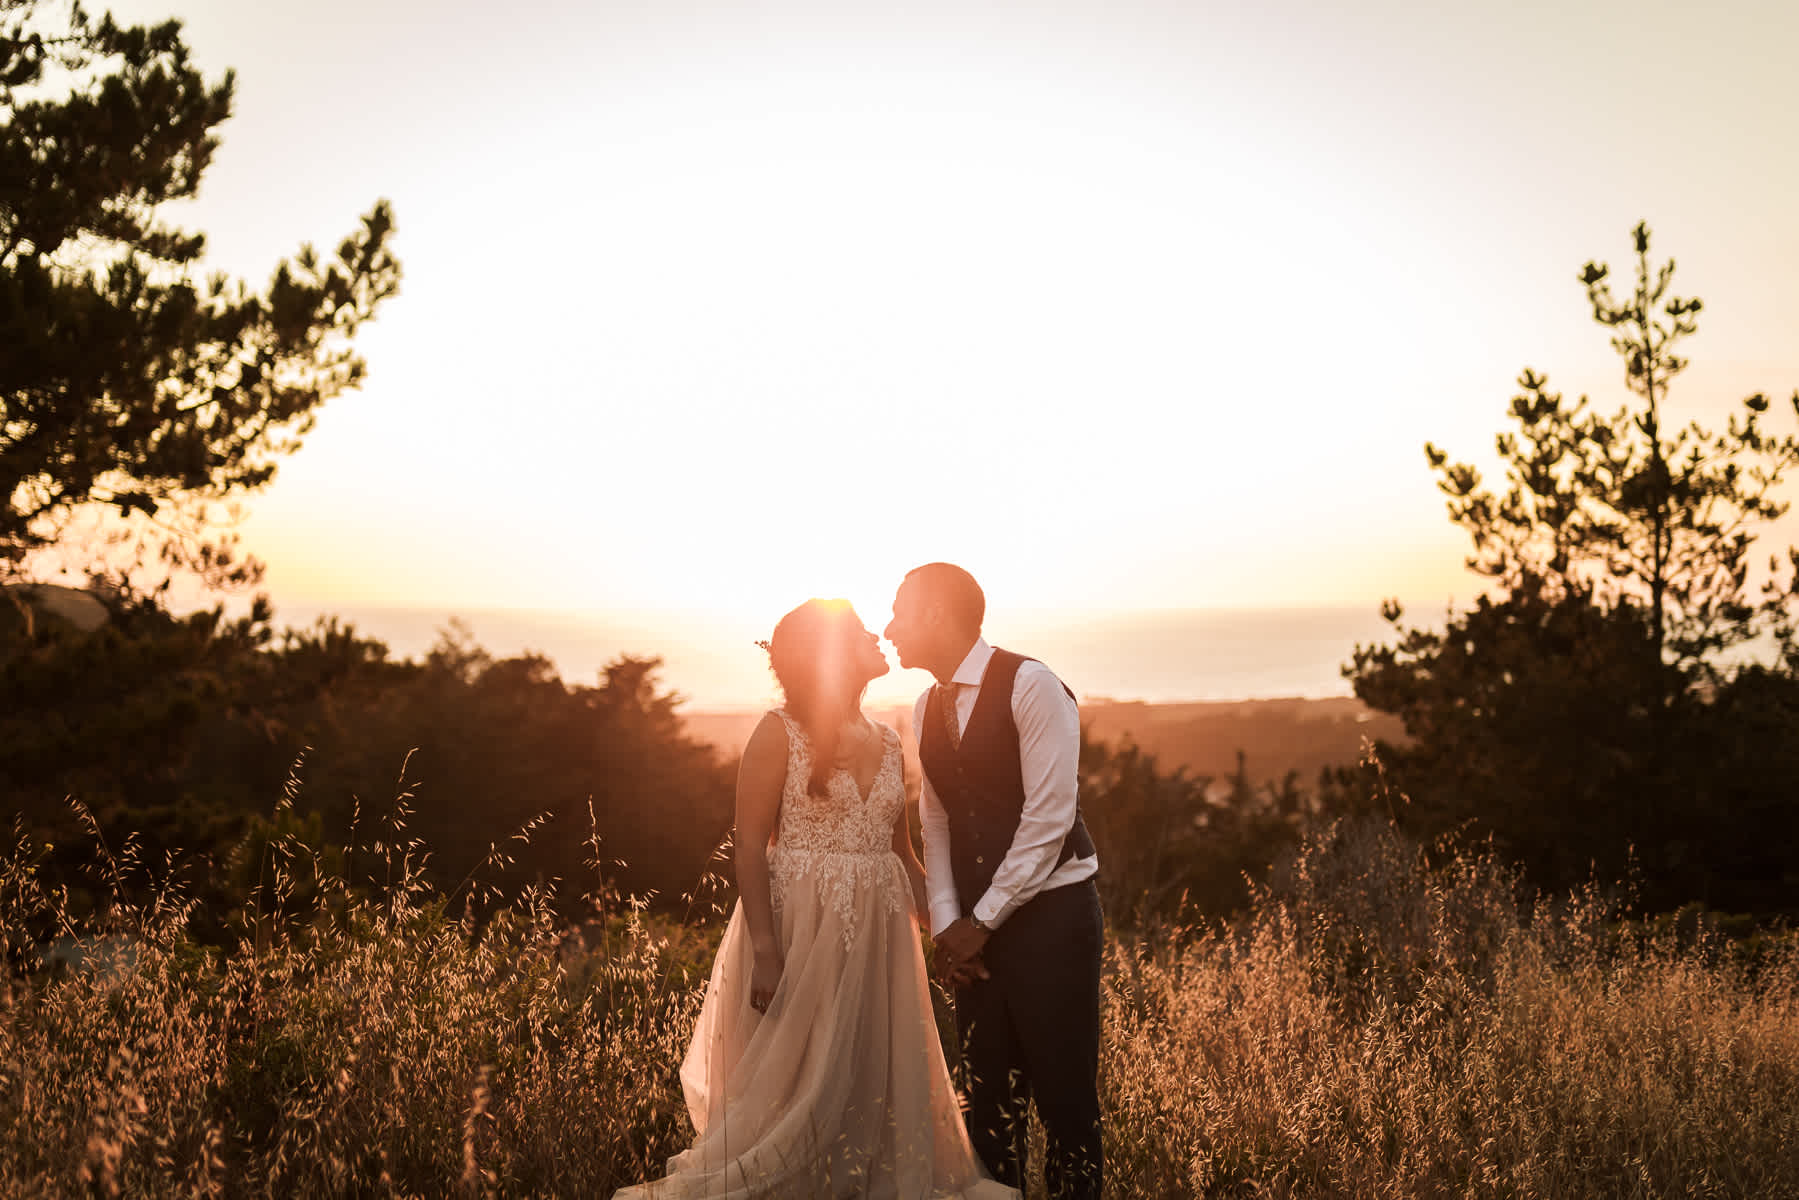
[613,599,1017,1199]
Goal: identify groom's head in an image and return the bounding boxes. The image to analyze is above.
[885,563,984,679]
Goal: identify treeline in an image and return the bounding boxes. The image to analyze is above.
[7,566,1797,938]
[1,591,737,937]
[2,582,1330,936]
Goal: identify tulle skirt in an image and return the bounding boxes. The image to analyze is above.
[613,848,1017,1199]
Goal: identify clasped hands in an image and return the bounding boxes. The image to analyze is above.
[931,917,992,988]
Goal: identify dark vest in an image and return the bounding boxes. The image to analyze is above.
[918,648,1096,915]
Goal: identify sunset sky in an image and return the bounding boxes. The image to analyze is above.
[66,0,1799,701]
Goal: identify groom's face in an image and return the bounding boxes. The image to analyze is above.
[883,580,939,671]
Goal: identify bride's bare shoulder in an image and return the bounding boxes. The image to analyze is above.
[736,712,793,793]
[742,710,792,757]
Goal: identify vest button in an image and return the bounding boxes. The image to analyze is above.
[975,855,985,865]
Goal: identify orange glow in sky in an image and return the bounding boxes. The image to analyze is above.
[71,0,1799,649]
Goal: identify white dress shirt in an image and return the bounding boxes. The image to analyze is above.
[914,638,1099,937]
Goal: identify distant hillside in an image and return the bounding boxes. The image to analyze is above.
[682,697,1405,789]
[1080,697,1406,786]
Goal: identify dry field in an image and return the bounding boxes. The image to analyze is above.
[2,809,1794,1198]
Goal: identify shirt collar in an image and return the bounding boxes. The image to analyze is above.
[949,637,993,688]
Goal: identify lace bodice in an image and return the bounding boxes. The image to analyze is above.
[770,710,904,853]
[766,712,912,946]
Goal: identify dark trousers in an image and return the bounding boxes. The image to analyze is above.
[954,878,1103,1200]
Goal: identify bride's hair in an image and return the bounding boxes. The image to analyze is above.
[763,598,869,798]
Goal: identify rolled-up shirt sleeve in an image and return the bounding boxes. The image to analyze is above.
[914,693,964,938]
[973,662,1081,929]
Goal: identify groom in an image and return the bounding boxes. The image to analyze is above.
[885,563,1104,1200]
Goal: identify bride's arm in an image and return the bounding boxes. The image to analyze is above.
[893,758,929,926]
[735,713,788,1009]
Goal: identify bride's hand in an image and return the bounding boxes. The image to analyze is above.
[750,947,783,1014]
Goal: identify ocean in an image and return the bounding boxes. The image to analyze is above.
[268,602,1405,710]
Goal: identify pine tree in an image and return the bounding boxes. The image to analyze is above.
[1347,225,1799,909]
[1,0,400,584]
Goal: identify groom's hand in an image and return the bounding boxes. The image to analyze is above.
[943,953,990,988]
[932,945,990,989]
[933,918,991,986]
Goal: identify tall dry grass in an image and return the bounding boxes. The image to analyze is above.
[0,767,722,1198]
[1102,821,1799,1197]
[2,774,1794,1197]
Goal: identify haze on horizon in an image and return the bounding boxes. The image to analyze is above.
[258,598,1400,711]
[33,0,1799,681]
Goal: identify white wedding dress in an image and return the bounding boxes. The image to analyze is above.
[614,712,1017,1199]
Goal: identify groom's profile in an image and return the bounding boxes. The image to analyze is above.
[885,563,1104,1200]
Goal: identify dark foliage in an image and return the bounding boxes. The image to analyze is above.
[1080,731,1308,924]
[1347,226,1799,916]
[1,0,400,584]
[0,592,735,932]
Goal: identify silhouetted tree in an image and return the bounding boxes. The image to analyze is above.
[0,580,278,923]
[1349,225,1799,912]
[1,0,399,584]
[1420,223,1799,680]
[1349,579,1677,894]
